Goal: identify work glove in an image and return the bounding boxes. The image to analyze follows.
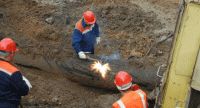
[96,37,101,45]
[22,76,32,90]
[78,51,87,59]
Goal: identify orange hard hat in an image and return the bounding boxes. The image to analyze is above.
[83,10,96,25]
[0,38,18,53]
[114,71,133,90]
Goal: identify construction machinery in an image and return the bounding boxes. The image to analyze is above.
[155,0,200,108]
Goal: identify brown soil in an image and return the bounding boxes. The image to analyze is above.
[0,0,178,107]
[20,66,119,108]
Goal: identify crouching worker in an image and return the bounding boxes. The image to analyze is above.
[0,38,32,108]
[113,71,148,108]
[72,10,100,59]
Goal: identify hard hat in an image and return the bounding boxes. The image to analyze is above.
[0,38,18,53]
[83,10,96,25]
[114,71,133,90]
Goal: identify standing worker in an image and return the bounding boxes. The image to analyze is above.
[113,71,148,108]
[0,38,32,108]
[72,10,100,59]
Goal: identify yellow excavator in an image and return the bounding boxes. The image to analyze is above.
[155,0,200,108]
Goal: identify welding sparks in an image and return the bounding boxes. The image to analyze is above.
[90,61,111,78]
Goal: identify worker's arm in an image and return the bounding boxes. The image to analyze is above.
[94,23,100,44]
[72,29,82,54]
[94,23,100,37]
[10,72,29,96]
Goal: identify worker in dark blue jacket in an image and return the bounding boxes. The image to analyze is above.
[72,10,100,59]
[0,38,32,108]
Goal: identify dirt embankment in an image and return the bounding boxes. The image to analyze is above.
[0,0,178,107]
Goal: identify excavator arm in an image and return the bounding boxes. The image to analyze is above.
[156,0,200,108]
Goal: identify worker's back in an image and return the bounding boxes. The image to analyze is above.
[0,60,29,108]
[112,89,147,108]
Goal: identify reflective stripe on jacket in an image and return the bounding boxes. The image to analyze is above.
[0,60,19,75]
[72,19,99,54]
[112,89,147,108]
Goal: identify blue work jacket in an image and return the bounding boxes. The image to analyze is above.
[0,60,29,108]
[72,19,100,54]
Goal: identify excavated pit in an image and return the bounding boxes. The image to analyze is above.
[0,0,178,107]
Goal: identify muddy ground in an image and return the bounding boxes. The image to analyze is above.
[0,0,179,107]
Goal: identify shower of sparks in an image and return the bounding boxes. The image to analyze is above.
[90,61,111,78]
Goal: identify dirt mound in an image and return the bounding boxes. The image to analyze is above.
[97,4,162,33]
[96,4,163,59]
[0,0,172,62]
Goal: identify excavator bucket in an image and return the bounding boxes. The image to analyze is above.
[157,1,200,108]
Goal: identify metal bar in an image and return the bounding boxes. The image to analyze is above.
[86,56,98,61]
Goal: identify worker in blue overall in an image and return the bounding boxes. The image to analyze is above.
[72,10,100,59]
[0,38,32,108]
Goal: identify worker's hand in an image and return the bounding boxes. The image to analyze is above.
[78,51,87,59]
[96,37,101,45]
[22,76,32,90]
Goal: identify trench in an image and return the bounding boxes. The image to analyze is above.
[0,0,178,107]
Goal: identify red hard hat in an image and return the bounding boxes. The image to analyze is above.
[83,11,96,24]
[0,38,18,53]
[114,71,133,90]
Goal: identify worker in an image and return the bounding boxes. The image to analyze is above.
[72,10,100,59]
[0,38,32,108]
[113,71,148,108]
